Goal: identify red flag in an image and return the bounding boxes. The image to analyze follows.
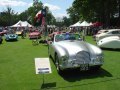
[34,10,43,26]
[42,17,45,25]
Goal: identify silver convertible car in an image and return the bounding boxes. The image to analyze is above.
[48,32,104,73]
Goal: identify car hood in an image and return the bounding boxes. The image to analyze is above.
[55,40,97,56]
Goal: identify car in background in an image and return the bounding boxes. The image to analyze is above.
[15,30,22,36]
[97,36,120,49]
[48,32,104,73]
[5,30,18,41]
[29,30,41,39]
[0,27,8,36]
[95,29,120,41]
[93,29,107,40]
[0,35,3,44]
[0,27,4,36]
[2,30,8,35]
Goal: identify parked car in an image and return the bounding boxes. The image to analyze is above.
[29,30,41,39]
[48,32,104,73]
[97,36,120,49]
[95,29,120,41]
[5,30,18,41]
[0,27,8,36]
[15,30,22,36]
[0,35,3,44]
[93,29,107,40]
[0,28,4,36]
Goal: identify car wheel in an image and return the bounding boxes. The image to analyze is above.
[95,65,101,70]
[55,54,62,74]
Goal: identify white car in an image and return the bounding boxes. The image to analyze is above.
[48,32,104,73]
[97,36,120,49]
[93,29,108,40]
[95,29,120,41]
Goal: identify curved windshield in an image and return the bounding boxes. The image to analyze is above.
[55,33,81,42]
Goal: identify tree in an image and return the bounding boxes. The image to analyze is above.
[0,6,18,26]
[62,16,71,27]
[67,0,118,27]
[0,1,56,26]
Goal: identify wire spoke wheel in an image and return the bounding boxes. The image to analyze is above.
[55,54,62,74]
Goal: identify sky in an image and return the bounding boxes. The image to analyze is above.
[0,0,74,18]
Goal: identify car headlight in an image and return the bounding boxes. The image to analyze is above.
[91,54,104,63]
[96,55,104,62]
[94,53,104,63]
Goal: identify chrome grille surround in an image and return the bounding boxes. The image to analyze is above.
[75,51,90,64]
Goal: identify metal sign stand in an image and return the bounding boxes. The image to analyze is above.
[35,58,52,89]
[42,73,45,85]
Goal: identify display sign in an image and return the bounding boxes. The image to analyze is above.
[35,58,52,74]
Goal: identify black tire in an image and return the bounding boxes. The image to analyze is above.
[95,65,101,70]
[91,65,101,71]
[5,39,8,42]
[0,39,2,44]
[55,54,62,74]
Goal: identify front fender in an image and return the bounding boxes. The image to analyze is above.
[54,45,68,58]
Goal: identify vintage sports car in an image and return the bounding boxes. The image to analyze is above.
[29,30,41,39]
[5,30,18,41]
[48,33,104,73]
[95,29,120,41]
[97,36,120,49]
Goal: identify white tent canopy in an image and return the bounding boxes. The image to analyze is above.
[11,20,33,27]
[47,25,56,28]
[70,21,81,27]
[79,21,90,27]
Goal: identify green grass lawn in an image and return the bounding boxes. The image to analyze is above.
[0,36,120,90]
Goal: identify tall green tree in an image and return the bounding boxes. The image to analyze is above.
[0,6,18,26]
[62,16,71,27]
[67,0,118,27]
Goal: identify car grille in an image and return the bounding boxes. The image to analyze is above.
[10,35,15,37]
[75,51,90,64]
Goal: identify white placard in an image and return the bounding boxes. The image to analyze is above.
[35,58,52,74]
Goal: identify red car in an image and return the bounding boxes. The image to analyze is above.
[29,30,41,39]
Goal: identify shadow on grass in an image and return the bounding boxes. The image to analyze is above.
[41,82,56,89]
[101,48,120,52]
[5,40,18,42]
[39,68,120,90]
[60,68,112,82]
